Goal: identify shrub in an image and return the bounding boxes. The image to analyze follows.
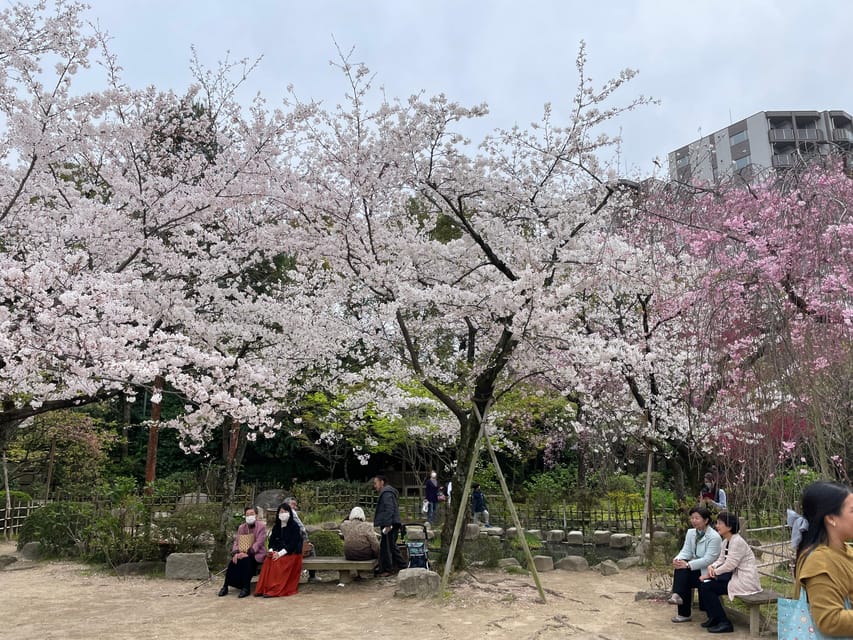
[83,496,158,565]
[507,531,543,567]
[0,490,33,505]
[309,529,344,556]
[18,502,95,557]
[155,503,219,552]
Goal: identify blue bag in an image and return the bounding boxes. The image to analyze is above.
[777,587,852,640]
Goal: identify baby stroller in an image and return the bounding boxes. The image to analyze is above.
[401,522,431,570]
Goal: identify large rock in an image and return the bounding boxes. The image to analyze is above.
[165,552,209,580]
[546,529,565,543]
[505,527,523,538]
[0,555,18,569]
[485,527,504,536]
[498,557,521,568]
[616,556,642,570]
[596,559,620,576]
[464,523,480,540]
[21,541,42,560]
[556,555,588,571]
[175,492,208,506]
[527,529,543,539]
[254,489,287,511]
[610,533,633,549]
[566,530,584,545]
[533,555,554,572]
[395,568,440,598]
[592,530,612,545]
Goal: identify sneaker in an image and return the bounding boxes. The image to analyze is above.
[667,593,684,605]
[671,615,692,623]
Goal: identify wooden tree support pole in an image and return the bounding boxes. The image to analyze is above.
[439,399,546,604]
[481,418,546,604]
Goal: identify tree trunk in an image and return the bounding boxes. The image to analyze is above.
[213,417,249,567]
[144,376,164,495]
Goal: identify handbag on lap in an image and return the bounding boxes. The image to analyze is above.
[236,533,254,554]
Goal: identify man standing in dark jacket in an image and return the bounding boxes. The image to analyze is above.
[373,474,407,576]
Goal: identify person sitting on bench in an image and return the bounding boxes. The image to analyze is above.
[218,506,267,598]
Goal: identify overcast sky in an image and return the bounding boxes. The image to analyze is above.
[80,0,853,177]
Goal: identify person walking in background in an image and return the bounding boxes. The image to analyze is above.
[698,512,761,634]
[218,506,267,598]
[471,483,491,527]
[373,473,407,577]
[699,471,727,510]
[424,470,439,525]
[668,505,723,623]
[254,502,303,597]
[788,481,853,637]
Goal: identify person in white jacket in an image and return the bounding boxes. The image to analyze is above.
[698,512,761,634]
[668,505,723,623]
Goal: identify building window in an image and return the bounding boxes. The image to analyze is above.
[734,155,751,170]
[730,130,748,145]
[676,155,689,167]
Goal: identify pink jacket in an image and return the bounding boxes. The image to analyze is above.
[709,533,761,600]
[232,521,268,563]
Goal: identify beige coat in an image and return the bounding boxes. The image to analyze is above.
[709,533,761,600]
[340,519,380,561]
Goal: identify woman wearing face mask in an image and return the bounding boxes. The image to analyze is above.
[254,502,304,597]
[219,506,267,598]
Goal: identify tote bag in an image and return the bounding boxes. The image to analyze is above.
[777,587,852,640]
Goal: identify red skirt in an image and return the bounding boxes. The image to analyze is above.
[255,552,303,597]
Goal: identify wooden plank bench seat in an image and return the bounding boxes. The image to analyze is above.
[301,557,377,582]
[249,557,378,586]
[733,589,781,636]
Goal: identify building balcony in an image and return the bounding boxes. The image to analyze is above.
[832,129,853,142]
[769,129,795,142]
[772,153,796,167]
[769,128,824,142]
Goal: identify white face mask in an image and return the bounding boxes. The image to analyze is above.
[279,512,290,523]
[245,515,256,525]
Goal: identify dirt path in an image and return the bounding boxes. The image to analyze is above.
[0,542,758,639]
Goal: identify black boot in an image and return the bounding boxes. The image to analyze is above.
[218,585,228,597]
[238,587,250,598]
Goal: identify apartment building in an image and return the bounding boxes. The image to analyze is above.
[668,110,853,183]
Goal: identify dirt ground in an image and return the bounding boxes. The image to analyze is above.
[0,541,760,639]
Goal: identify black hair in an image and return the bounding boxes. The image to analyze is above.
[688,505,712,524]
[374,473,387,484]
[796,481,852,562]
[716,511,739,534]
[473,483,481,490]
[244,505,256,514]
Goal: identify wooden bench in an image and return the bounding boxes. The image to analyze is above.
[734,590,781,636]
[301,557,377,583]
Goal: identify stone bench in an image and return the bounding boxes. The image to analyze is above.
[733,589,781,637]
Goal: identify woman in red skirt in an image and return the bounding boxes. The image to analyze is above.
[255,502,303,597]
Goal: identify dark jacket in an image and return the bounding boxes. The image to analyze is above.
[374,485,401,528]
[425,478,439,503]
[472,489,487,514]
[269,518,303,555]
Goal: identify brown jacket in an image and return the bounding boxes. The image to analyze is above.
[340,519,380,561]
